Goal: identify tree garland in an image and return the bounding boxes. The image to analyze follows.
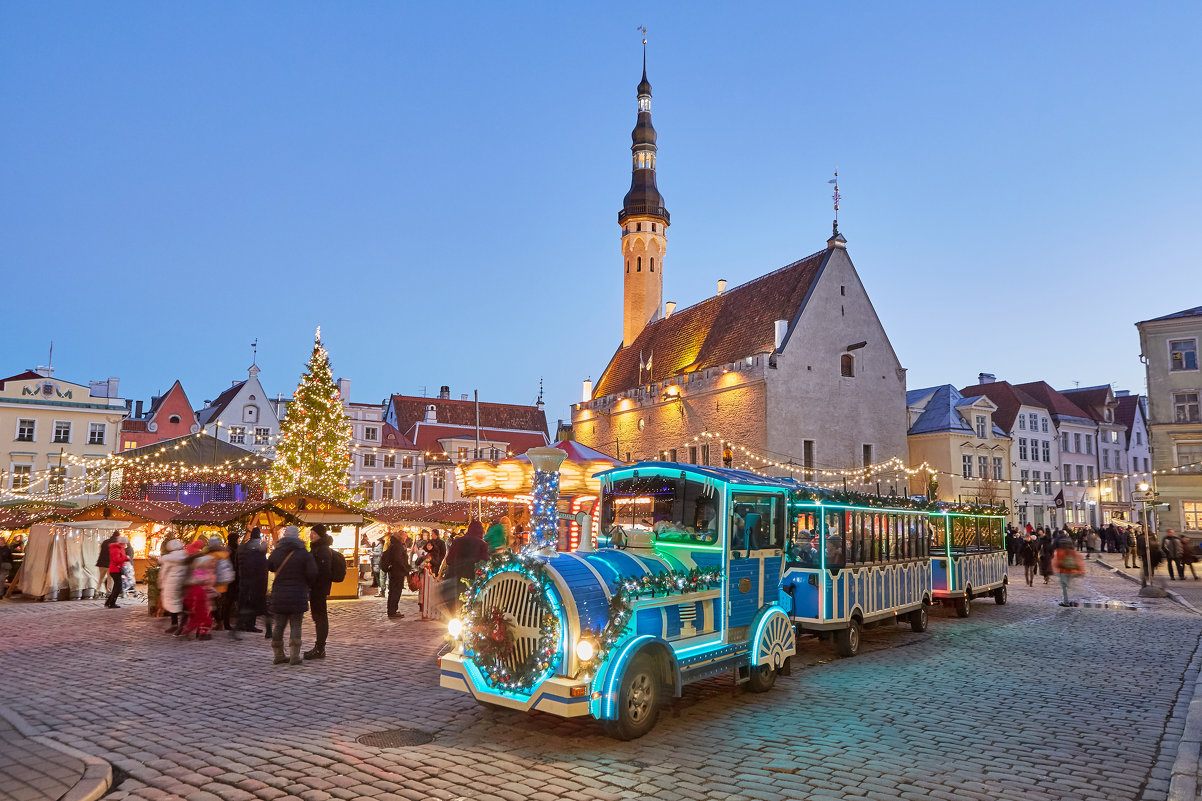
[791,487,1008,516]
[458,550,562,693]
[576,566,724,676]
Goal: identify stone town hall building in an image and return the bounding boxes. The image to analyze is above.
[571,58,908,486]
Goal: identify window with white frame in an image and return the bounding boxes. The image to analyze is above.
[978,455,988,478]
[1029,413,1038,431]
[1030,470,1040,494]
[362,453,377,468]
[1018,438,1028,460]
[1044,472,1052,495]
[1020,469,1029,491]
[400,481,413,502]
[254,427,270,445]
[993,457,1003,481]
[962,454,973,478]
[1041,417,1049,433]
[383,454,396,468]
[432,471,445,490]
[1103,449,1110,469]
[1073,433,1081,453]
[1174,391,1201,423]
[1062,432,1069,452]
[228,426,246,444]
[457,447,469,461]
[1085,436,1093,455]
[1087,465,1095,483]
[364,426,378,441]
[381,480,394,500]
[1018,415,1026,430]
[1177,443,1202,473]
[11,465,31,491]
[363,481,375,501]
[16,419,35,442]
[53,421,71,444]
[1042,440,1051,462]
[1076,465,1085,484]
[402,455,414,469]
[1184,501,1202,531]
[975,415,987,438]
[1170,339,1198,371]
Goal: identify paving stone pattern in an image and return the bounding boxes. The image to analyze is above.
[0,566,1199,801]
[0,715,87,801]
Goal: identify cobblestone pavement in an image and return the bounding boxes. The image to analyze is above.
[1,565,1200,801]
[0,714,87,801]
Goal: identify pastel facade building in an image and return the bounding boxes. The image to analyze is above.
[119,380,201,451]
[1013,382,1099,527]
[195,364,279,456]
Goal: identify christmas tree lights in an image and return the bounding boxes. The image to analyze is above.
[267,328,354,503]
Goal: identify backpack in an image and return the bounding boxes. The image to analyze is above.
[1060,551,1078,572]
[328,550,347,583]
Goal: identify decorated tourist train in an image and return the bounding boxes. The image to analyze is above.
[440,456,798,739]
[439,451,1006,738]
[781,490,1007,657]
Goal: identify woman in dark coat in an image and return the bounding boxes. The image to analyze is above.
[237,527,270,635]
[268,526,317,666]
[1037,531,1055,585]
[444,519,490,611]
[1018,536,1039,587]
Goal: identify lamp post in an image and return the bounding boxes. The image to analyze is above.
[1136,481,1166,597]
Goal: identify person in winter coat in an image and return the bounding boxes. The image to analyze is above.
[204,537,237,639]
[268,525,317,666]
[179,540,218,639]
[96,531,117,599]
[104,535,130,608]
[1181,535,1200,580]
[218,531,240,632]
[305,525,334,660]
[1037,532,1055,585]
[381,531,410,619]
[1124,527,1140,569]
[445,519,490,612]
[158,540,188,633]
[484,516,508,553]
[237,527,270,635]
[1019,535,1039,587]
[1162,530,1184,580]
[425,529,447,576]
[1053,539,1085,605]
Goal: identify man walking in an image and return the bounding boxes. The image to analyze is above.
[1162,529,1184,581]
[381,531,410,619]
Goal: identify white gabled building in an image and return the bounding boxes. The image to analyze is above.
[337,379,423,505]
[195,364,279,456]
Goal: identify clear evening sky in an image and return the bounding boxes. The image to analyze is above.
[3,3,1199,450]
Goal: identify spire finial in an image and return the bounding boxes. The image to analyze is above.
[315,325,321,343]
[827,169,841,233]
[251,337,258,365]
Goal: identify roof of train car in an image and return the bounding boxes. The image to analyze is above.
[593,461,801,489]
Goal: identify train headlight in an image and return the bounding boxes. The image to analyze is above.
[447,618,463,639]
[575,637,597,662]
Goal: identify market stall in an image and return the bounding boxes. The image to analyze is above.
[454,440,625,550]
[272,494,370,600]
[65,500,187,581]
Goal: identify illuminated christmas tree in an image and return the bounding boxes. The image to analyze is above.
[267,327,354,502]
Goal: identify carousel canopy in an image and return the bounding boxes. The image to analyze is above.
[455,439,625,498]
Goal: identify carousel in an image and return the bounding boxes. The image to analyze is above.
[453,440,625,550]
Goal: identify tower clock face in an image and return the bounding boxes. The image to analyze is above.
[638,418,645,431]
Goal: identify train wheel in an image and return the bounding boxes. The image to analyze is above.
[603,653,660,740]
[834,620,861,657]
[994,585,1008,605]
[954,596,971,618]
[909,605,929,632]
[747,663,778,693]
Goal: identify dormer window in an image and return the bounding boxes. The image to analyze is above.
[168,415,181,425]
[975,415,987,438]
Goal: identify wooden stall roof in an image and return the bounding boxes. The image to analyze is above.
[272,494,370,525]
[68,500,189,525]
[369,500,508,526]
[0,506,73,531]
[171,500,291,526]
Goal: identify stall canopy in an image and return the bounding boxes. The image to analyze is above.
[110,433,272,505]
[454,440,625,497]
[370,500,508,527]
[68,500,188,526]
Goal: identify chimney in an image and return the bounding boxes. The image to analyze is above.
[337,377,351,401]
[425,404,437,423]
[664,301,676,318]
[582,378,593,403]
[774,320,789,350]
[135,400,144,418]
[35,365,53,378]
[107,377,119,398]
[439,385,451,400]
[978,373,997,384]
[717,279,727,296]
[1115,390,1131,397]
[124,399,133,414]
[460,394,469,401]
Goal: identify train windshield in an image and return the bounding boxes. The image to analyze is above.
[601,475,720,545]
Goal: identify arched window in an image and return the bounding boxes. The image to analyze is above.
[168,415,181,425]
[637,256,642,272]
[650,257,655,272]
[841,354,855,377]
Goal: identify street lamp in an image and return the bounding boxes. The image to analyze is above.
[1135,481,1165,596]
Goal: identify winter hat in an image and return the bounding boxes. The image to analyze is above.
[164,540,184,553]
[185,539,205,555]
[207,535,226,548]
[116,535,130,544]
[283,525,300,539]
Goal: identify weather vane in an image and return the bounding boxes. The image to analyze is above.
[637,25,647,45]
[251,337,258,364]
[827,169,841,233]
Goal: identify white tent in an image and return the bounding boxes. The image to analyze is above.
[10,521,129,601]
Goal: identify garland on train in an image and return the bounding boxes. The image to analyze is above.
[790,487,1008,516]
[576,566,724,677]
[461,550,561,693]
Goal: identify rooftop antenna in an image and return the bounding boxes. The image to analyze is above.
[48,340,53,370]
[538,376,545,406]
[827,169,841,236]
[251,338,258,365]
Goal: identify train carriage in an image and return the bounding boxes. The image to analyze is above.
[929,510,1009,615]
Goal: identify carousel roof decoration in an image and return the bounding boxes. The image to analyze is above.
[455,440,626,498]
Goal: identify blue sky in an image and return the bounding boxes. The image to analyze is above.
[3,3,1199,441]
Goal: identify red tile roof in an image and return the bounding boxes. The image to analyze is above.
[370,501,508,526]
[380,423,418,451]
[197,380,246,423]
[1115,394,1144,443]
[959,381,1048,431]
[1012,382,1093,422]
[388,395,548,437]
[593,249,829,397]
[0,371,44,391]
[408,423,549,457]
[1058,386,1114,423]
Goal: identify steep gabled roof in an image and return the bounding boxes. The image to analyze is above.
[196,380,246,425]
[388,395,548,437]
[1141,306,1202,323]
[907,385,975,435]
[380,422,418,451]
[1013,381,1093,422]
[593,249,829,397]
[1059,385,1114,424]
[960,380,1049,432]
[1115,394,1145,444]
